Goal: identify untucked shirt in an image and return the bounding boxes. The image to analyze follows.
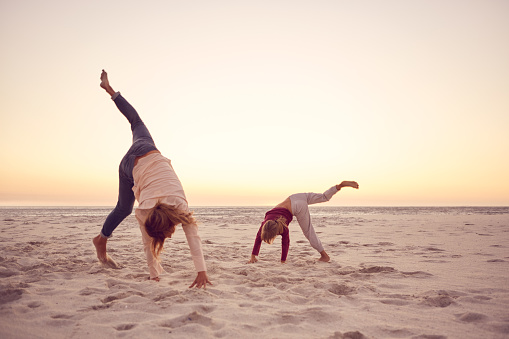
[133,153,206,278]
[251,207,293,262]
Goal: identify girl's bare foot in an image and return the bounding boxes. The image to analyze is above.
[318,250,330,262]
[337,181,359,190]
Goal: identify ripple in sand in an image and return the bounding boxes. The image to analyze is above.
[424,247,445,252]
[488,323,509,335]
[153,290,180,302]
[101,291,144,304]
[78,287,107,296]
[359,266,395,274]
[159,311,223,330]
[380,299,411,306]
[330,330,367,339]
[0,268,18,278]
[400,271,434,278]
[0,288,23,304]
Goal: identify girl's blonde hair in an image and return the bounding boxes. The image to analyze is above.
[144,202,196,259]
[261,216,288,244]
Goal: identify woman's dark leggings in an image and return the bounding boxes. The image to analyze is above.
[100,93,158,238]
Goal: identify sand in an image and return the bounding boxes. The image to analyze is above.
[0,207,508,339]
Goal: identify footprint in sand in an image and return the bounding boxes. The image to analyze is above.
[51,314,74,320]
[457,312,488,323]
[115,324,136,331]
[27,301,43,308]
[328,283,356,296]
[421,295,456,308]
[331,330,367,339]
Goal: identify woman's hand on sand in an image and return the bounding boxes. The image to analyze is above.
[337,181,359,190]
[247,255,258,264]
[189,271,212,289]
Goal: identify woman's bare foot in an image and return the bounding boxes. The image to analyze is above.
[93,234,120,268]
[318,250,330,262]
[337,181,359,190]
[100,70,116,96]
[93,234,107,261]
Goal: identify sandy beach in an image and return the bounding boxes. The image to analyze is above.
[0,206,508,338]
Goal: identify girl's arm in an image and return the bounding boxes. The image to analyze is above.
[248,225,263,263]
[281,227,290,263]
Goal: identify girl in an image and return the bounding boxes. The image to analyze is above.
[248,181,359,263]
[93,70,211,288]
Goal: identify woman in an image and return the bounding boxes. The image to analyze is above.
[248,181,359,263]
[93,70,211,288]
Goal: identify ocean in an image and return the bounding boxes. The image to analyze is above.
[1,206,508,219]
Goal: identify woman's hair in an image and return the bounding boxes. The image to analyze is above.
[144,202,196,259]
[261,216,288,244]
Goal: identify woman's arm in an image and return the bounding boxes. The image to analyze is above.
[136,211,164,280]
[182,223,212,288]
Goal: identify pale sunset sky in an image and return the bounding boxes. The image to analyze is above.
[1,1,508,206]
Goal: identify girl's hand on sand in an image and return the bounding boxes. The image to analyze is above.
[189,271,212,289]
[247,255,258,264]
[337,181,359,190]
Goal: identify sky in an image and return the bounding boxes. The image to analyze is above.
[1,0,508,206]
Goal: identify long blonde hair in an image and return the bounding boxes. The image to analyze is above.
[144,202,196,259]
[261,216,288,244]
